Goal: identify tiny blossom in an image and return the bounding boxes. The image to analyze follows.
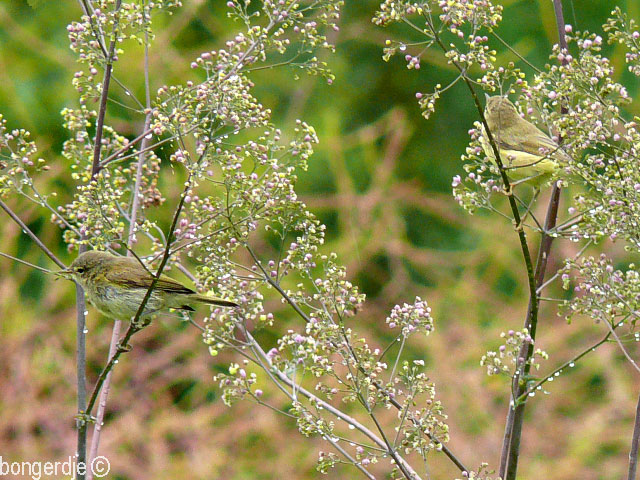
[385,297,434,337]
[561,255,640,327]
[607,8,640,76]
[454,463,493,480]
[481,329,548,376]
[0,116,48,199]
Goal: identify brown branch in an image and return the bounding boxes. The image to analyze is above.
[89,1,122,179]
[76,3,123,478]
[84,178,191,418]
[501,2,567,478]
[629,390,640,480]
[86,13,154,472]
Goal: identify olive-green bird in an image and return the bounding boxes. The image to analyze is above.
[60,250,238,321]
[480,95,568,186]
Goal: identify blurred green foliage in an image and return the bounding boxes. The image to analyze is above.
[2,0,640,479]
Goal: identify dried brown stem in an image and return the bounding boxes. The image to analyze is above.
[629,390,640,480]
[86,14,153,472]
[501,2,567,478]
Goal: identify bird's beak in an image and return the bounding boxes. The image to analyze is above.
[55,268,74,280]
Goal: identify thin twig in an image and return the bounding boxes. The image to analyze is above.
[84,176,192,418]
[244,329,421,480]
[328,439,377,480]
[602,319,640,375]
[89,0,122,179]
[491,31,542,74]
[244,244,468,473]
[0,251,57,274]
[0,199,66,269]
[514,318,627,405]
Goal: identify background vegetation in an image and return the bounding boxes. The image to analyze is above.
[1,0,640,478]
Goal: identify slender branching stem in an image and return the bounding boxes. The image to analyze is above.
[244,329,422,480]
[75,2,124,476]
[0,251,56,274]
[0,199,66,269]
[417,13,545,478]
[89,0,122,180]
[514,318,627,405]
[243,243,469,473]
[502,2,567,478]
[86,12,154,472]
[84,176,192,418]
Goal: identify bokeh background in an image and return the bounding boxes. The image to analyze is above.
[2,0,640,478]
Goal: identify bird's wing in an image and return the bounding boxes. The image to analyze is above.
[106,258,195,295]
[498,124,570,162]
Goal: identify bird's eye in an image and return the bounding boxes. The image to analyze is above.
[76,267,85,274]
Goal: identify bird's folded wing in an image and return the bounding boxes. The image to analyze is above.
[106,268,195,294]
[495,131,570,162]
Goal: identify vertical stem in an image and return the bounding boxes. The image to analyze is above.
[85,318,120,480]
[502,185,560,480]
[86,9,152,475]
[76,3,123,479]
[628,391,640,480]
[90,0,123,179]
[75,285,88,478]
[422,15,543,476]
[501,3,567,478]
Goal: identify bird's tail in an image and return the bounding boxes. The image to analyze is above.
[193,294,239,308]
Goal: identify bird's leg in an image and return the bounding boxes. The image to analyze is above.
[117,340,133,352]
[131,314,153,330]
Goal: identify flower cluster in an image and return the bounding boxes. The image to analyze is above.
[396,360,449,456]
[606,7,640,76]
[316,451,341,474]
[214,361,259,407]
[56,107,163,250]
[67,1,181,104]
[455,463,495,480]
[480,329,548,377]
[153,73,271,141]
[452,121,502,214]
[561,255,640,328]
[385,297,434,337]
[224,0,341,82]
[0,115,48,199]
[375,0,501,119]
[415,89,440,120]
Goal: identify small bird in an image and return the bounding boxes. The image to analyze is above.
[60,250,237,321]
[480,95,568,186]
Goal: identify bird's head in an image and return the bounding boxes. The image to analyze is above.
[58,250,116,284]
[484,95,521,128]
